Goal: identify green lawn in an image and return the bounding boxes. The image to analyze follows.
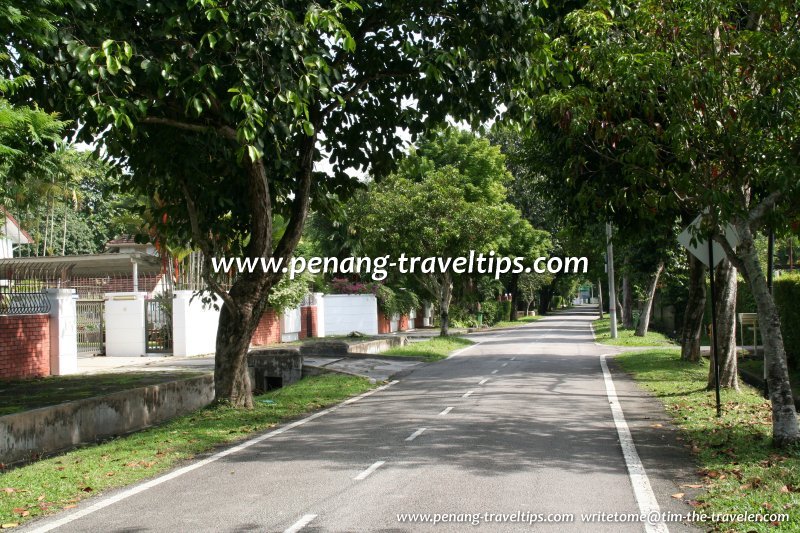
[491,315,543,329]
[0,372,205,417]
[616,349,800,532]
[0,374,374,527]
[593,317,676,347]
[380,336,474,362]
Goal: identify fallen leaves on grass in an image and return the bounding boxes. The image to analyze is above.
[671,493,685,499]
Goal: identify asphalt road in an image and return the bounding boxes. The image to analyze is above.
[28,306,699,532]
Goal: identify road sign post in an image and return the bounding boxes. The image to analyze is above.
[678,214,738,418]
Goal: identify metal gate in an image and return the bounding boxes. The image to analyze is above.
[76,299,105,355]
[145,297,173,353]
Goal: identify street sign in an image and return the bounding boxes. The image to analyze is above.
[677,215,739,268]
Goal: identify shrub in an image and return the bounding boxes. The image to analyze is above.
[479,300,499,326]
[496,300,512,323]
[551,295,563,310]
[773,274,800,369]
[734,274,800,369]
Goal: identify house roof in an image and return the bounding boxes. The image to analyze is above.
[1,208,33,245]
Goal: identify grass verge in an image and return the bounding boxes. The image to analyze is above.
[593,317,676,347]
[739,358,800,399]
[0,372,205,417]
[491,315,543,329]
[616,349,800,532]
[380,336,474,362]
[0,374,374,528]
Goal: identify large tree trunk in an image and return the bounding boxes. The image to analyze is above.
[214,284,264,408]
[635,261,664,336]
[733,221,798,447]
[680,253,707,362]
[439,272,453,336]
[622,259,634,328]
[707,258,739,390]
[509,272,520,322]
[597,278,604,319]
[205,127,316,408]
[538,280,555,315]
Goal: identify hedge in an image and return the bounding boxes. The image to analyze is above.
[496,300,512,323]
[733,273,800,369]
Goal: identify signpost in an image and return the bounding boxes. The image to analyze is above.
[678,215,739,418]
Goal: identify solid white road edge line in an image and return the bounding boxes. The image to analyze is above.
[283,514,317,533]
[405,428,427,442]
[438,406,453,416]
[354,461,386,481]
[600,354,669,533]
[27,380,400,533]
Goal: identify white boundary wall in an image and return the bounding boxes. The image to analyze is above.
[172,290,220,357]
[322,294,378,336]
[104,292,147,356]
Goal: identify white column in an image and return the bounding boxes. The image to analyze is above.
[104,292,147,356]
[45,288,78,375]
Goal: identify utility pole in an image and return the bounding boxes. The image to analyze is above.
[606,223,618,339]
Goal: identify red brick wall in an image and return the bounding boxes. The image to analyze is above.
[299,306,317,339]
[414,308,427,329]
[0,314,51,380]
[250,309,281,346]
[398,314,409,332]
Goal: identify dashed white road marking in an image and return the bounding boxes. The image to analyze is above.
[510,357,516,361]
[501,362,508,368]
[438,407,453,416]
[354,461,386,481]
[405,428,427,442]
[284,514,317,533]
[27,381,400,533]
[462,390,474,398]
[478,378,489,385]
[600,354,669,533]
[491,369,498,374]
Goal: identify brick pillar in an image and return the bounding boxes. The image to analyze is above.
[300,306,317,338]
[378,312,391,334]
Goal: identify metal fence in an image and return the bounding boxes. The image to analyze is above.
[0,264,54,315]
[76,299,105,354]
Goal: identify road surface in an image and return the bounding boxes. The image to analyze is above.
[28,306,698,532]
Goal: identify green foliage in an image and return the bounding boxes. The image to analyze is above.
[771,274,800,370]
[21,0,553,263]
[267,271,312,313]
[375,285,420,318]
[550,295,563,310]
[496,300,512,323]
[479,300,499,326]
